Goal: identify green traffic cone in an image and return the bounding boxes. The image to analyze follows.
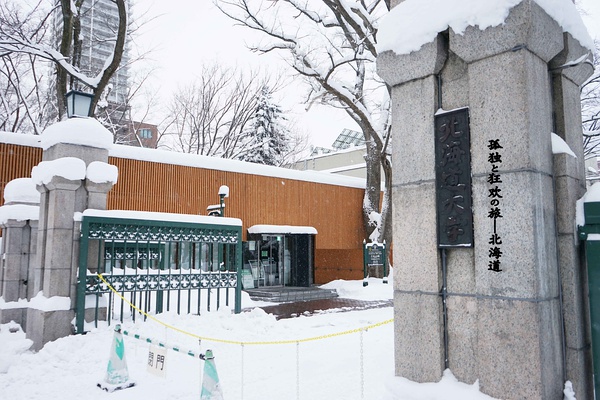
[200,350,224,400]
[98,324,135,392]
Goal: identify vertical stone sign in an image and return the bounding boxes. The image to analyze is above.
[435,108,473,247]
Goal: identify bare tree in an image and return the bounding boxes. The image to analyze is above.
[583,42,600,158]
[0,0,127,120]
[165,64,290,159]
[216,0,392,245]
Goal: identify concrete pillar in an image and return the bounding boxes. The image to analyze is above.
[377,1,593,399]
[26,118,115,350]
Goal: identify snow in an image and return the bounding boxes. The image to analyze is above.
[40,118,113,151]
[551,133,576,157]
[0,276,514,400]
[0,204,40,225]
[0,130,366,190]
[377,0,594,56]
[248,225,318,235]
[86,161,119,184]
[576,182,600,227]
[3,178,39,204]
[0,131,41,147]
[31,157,87,186]
[110,144,366,190]
[82,209,243,227]
[27,292,71,312]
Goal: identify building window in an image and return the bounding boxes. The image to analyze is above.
[139,128,152,139]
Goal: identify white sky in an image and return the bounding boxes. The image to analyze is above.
[131,0,600,149]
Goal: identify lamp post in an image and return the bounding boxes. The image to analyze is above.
[218,185,229,217]
[65,90,94,118]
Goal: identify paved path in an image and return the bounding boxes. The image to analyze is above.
[252,298,393,320]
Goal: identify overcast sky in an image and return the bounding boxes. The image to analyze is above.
[132,0,600,149]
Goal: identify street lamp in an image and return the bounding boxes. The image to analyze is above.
[218,185,229,217]
[65,90,94,118]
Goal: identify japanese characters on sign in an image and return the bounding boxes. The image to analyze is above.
[435,108,474,248]
[487,139,503,272]
[147,345,168,378]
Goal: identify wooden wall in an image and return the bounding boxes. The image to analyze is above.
[1,143,367,283]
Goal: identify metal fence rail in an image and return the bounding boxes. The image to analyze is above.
[75,213,242,334]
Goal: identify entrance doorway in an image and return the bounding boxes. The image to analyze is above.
[244,225,316,288]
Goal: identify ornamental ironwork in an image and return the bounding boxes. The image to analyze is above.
[86,222,239,243]
[85,271,238,294]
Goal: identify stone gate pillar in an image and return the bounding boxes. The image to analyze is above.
[0,178,40,328]
[26,118,116,350]
[377,1,594,399]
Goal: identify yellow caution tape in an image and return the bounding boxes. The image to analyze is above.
[97,273,393,345]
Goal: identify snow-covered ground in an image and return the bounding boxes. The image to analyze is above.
[0,276,514,400]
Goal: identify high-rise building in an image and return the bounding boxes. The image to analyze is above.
[53,0,131,106]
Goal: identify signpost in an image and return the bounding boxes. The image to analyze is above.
[363,241,388,286]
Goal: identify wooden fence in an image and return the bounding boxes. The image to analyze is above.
[1,140,367,283]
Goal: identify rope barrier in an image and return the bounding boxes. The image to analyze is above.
[97,273,393,346]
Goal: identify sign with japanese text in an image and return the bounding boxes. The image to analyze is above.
[487,138,504,272]
[147,345,168,378]
[435,108,474,247]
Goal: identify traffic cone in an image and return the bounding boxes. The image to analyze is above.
[98,324,136,392]
[200,350,224,400]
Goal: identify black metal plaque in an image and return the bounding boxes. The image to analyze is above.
[435,108,473,247]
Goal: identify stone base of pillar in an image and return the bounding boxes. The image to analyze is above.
[0,308,27,329]
[26,309,74,351]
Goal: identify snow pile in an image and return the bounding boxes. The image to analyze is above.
[86,161,118,184]
[40,117,113,151]
[551,133,576,157]
[3,178,39,204]
[0,204,40,225]
[27,292,71,312]
[0,178,39,236]
[31,157,86,185]
[321,270,393,301]
[0,277,512,400]
[377,0,594,56]
[382,369,499,400]
[563,381,577,400]
[0,322,32,374]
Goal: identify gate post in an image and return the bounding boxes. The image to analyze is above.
[26,118,115,350]
[0,178,40,329]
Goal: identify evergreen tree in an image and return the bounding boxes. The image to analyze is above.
[239,86,290,166]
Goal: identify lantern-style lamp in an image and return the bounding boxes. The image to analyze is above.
[65,90,94,118]
[218,185,230,217]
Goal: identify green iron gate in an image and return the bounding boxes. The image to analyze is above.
[75,212,242,334]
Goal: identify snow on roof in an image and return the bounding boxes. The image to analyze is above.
[377,0,594,56]
[31,157,86,186]
[0,131,41,147]
[81,209,242,227]
[0,204,40,225]
[109,143,366,189]
[3,178,39,204]
[40,117,113,151]
[0,130,366,189]
[248,224,318,235]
